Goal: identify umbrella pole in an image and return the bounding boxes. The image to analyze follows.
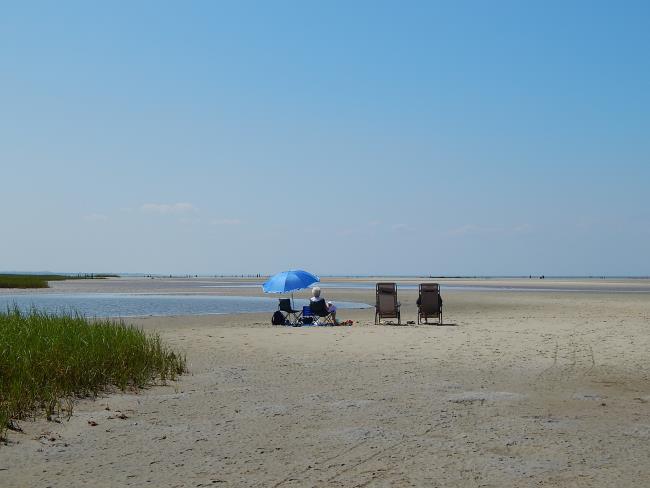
[291,292,294,310]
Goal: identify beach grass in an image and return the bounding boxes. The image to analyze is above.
[0,274,119,289]
[0,307,186,440]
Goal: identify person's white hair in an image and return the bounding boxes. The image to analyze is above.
[312,287,321,298]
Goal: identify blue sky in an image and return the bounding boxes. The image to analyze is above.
[1,1,649,276]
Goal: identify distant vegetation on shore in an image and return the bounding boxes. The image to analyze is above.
[0,273,119,289]
[0,308,186,441]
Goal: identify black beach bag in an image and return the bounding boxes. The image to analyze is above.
[272,310,285,325]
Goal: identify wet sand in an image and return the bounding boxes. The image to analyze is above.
[3,277,650,487]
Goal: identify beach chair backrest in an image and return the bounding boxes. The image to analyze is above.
[279,298,293,312]
[310,299,329,317]
[419,283,441,314]
[376,283,398,315]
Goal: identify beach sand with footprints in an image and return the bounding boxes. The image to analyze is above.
[3,277,650,487]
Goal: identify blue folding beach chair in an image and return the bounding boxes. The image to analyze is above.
[301,305,315,325]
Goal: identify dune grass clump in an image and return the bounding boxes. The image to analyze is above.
[0,307,186,440]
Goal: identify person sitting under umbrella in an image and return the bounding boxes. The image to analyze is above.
[310,287,337,323]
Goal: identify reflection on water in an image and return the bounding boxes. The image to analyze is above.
[0,293,370,318]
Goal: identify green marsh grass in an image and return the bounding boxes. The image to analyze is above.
[0,274,64,288]
[0,273,119,289]
[0,307,186,440]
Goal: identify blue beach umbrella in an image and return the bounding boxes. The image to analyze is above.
[262,269,320,308]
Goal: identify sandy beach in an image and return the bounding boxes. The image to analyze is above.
[5,1,649,485]
[3,277,650,487]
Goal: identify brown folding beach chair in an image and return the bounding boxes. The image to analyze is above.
[375,282,401,324]
[417,283,443,325]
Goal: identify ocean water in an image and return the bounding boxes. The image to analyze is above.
[0,293,371,318]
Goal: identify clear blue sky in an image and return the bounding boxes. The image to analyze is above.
[1,1,648,276]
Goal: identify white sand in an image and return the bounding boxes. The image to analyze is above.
[3,278,650,487]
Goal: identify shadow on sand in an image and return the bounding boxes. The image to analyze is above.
[381,322,460,327]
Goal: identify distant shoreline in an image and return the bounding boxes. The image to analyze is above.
[2,272,649,280]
